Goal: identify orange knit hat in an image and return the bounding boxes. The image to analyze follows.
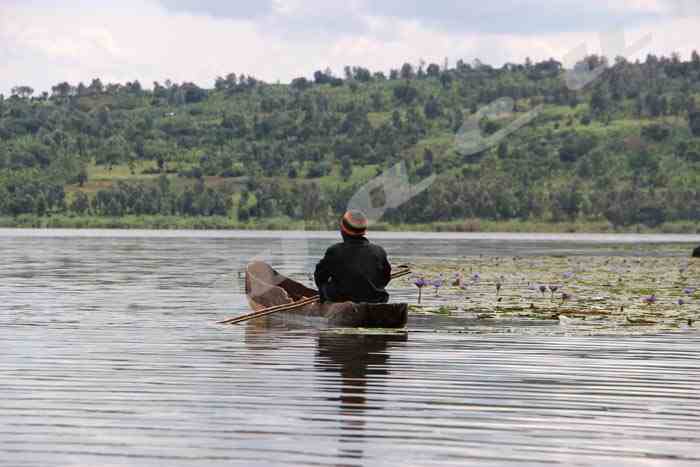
[340,210,368,237]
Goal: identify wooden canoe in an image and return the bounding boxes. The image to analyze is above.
[245,261,408,328]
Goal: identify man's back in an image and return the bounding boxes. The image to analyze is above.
[314,235,391,304]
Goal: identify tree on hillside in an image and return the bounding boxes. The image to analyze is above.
[51,82,74,100]
[416,148,434,177]
[11,86,34,99]
[353,67,372,82]
[391,110,402,130]
[180,82,207,103]
[552,182,585,221]
[77,166,88,187]
[313,70,329,85]
[291,77,312,91]
[88,78,104,95]
[424,96,442,119]
[370,92,384,111]
[451,108,464,132]
[590,85,611,115]
[497,141,509,159]
[99,135,131,170]
[340,157,353,181]
[439,72,453,89]
[689,111,700,137]
[71,192,90,215]
[393,82,418,105]
[400,63,415,80]
[426,63,441,77]
[299,182,322,220]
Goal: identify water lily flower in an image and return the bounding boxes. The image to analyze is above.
[471,272,481,283]
[548,285,560,298]
[562,292,572,302]
[414,276,427,304]
[563,271,574,280]
[643,295,657,305]
[683,287,695,296]
[678,298,685,306]
[432,275,444,296]
[539,285,547,296]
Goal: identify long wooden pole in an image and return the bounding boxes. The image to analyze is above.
[217,295,318,325]
[220,296,320,325]
[219,267,411,326]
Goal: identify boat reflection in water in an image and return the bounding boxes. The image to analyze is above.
[315,332,407,463]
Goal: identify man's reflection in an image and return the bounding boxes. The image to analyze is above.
[316,332,407,462]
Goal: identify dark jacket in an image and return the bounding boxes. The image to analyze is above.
[314,234,391,303]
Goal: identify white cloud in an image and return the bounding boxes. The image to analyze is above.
[271,0,301,16]
[0,0,697,96]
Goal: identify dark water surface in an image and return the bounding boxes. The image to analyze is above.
[1,230,699,466]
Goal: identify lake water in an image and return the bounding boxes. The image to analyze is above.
[1,229,699,466]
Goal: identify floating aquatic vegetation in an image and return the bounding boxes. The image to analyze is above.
[395,254,700,336]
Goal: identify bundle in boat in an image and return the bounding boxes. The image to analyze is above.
[245,261,408,328]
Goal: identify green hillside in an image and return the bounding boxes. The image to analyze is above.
[2,54,700,231]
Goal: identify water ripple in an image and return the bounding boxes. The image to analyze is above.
[0,232,699,466]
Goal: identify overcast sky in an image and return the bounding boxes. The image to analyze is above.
[1,0,698,95]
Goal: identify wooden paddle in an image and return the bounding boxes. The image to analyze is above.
[219,267,411,326]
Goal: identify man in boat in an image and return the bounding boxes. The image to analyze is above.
[314,210,391,304]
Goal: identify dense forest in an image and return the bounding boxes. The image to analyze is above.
[2,52,700,230]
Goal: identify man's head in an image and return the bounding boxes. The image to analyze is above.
[340,210,368,238]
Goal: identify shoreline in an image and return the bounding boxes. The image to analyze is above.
[1,215,699,235]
